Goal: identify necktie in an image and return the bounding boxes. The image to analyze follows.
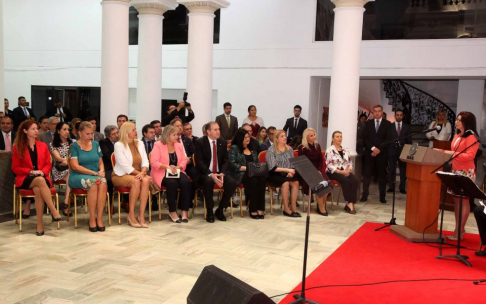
[397,123,401,135]
[294,118,298,129]
[148,141,152,152]
[212,141,217,173]
[23,107,28,116]
[58,108,63,122]
[375,120,380,133]
[5,133,11,151]
[227,116,230,128]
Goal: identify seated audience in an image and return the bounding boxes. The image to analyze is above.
[229,128,266,219]
[242,123,263,153]
[99,125,119,210]
[12,120,62,236]
[289,135,302,151]
[256,126,268,145]
[266,130,300,217]
[195,122,237,223]
[50,122,73,216]
[117,114,128,129]
[1,116,15,151]
[298,128,329,216]
[151,125,191,223]
[70,118,82,140]
[86,117,105,142]
[69,121,108,232]
[261,126,276,151]
[113,122,151,228]
[426,109,452,148]
[183,122,198,146]
[150,120,162,141]
[242,105,264,138]
[141,124,156,156]
[325,131,359,214]
[38,116,49,133]
[39,116,60,146]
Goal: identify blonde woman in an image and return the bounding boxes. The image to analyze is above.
[69,121,107,232]
[150,125,190,223]
[113,122,151,228]
[426,109,452,148]
[298,128,329,216]
[266,129,300,217]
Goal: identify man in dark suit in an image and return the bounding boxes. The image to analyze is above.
[99,125,120,210]
[195,122,237,223]
[361,105,392,204]
[387,110,411,194]
[12,96,36,129]
[215,102,238,144]
[261,126,276,151]
[39,116,60,147]
[0,116,16,151]
[86,117,105,142]
[45,100,73,123]
[283,105,308,143]
[183,122,198,146]
[162,101,195,126]
[141,124,156,156]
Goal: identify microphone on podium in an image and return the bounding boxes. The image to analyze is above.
[422,125,442,133]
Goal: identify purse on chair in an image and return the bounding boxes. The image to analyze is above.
[247,162,268,178]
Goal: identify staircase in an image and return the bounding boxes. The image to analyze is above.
[383,79,456,147]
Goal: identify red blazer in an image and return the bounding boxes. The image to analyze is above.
[150,141,187,187]
[12,141,52,188]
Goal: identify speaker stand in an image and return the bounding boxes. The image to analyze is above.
[288,194,321,304]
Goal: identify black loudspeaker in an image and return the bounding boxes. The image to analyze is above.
[187,265,275,304]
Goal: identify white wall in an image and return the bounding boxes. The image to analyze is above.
[3,0,486,135]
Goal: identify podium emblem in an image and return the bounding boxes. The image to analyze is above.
[407,142,418,159]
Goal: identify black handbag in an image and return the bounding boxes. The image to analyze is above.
[247,162,268,178]
[55,162,68,171]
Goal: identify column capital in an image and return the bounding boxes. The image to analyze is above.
[331,0,374,8]
[131,0,178,15]
[177,0,230,14]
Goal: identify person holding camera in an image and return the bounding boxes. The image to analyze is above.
[162,100,195,127]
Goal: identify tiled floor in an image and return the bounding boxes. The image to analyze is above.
[0,186,479,303]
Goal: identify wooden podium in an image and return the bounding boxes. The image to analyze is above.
[390,144,451,242]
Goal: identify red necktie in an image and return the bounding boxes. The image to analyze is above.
[212,140,217,173]
[5,133,11,151]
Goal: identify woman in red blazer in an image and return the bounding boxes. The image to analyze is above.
[12,120,62,236]
[150,125,189,223]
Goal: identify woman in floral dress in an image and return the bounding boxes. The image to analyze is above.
[51,121,73,216]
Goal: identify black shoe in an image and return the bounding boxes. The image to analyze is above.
[250,213,259,219]
[258,214,265,219]
[360,196,368,202]
[97,225,106,232]
[344,205,357,215]
[169,215,181,223]
[206,210,215,223]
[380,198,387,204]
[181,218,189,223]
[62,210,72,217]
[51,214,62,222]
[215,208,227,221]
[475,250,486,257]
[400,190,407,194]
[283,210,293,217]
[387,188,394,193]
[316,206,328,216]
[22,214,30,219]
[36,230,44,236]
[89,226,97,232]
[292,212,302,217]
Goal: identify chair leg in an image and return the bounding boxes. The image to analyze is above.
[336,187,342,205]
[74,195,78,229]
[149,194,152,223]
[302,193,306,212]
[117,192,121,225]
[158,192,162,220]
[55,194,60,230]
[270,188,274,215]
[230,193,234,219]
[191,191,196,219]
[240,189,243,218]
[203,196,207,220]
[18,195,22,233]
[13,187,16,216]
[330,191,334,211]
[107,193,111,226]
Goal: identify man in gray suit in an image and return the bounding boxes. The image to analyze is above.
[215,102,238,144]
[39,116,60,146]
[87,117,105,142]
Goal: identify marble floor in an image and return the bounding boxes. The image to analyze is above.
[0,185,480,304]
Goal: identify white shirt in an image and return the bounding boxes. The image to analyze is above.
[57,107,63,114]
[208,138,219,174]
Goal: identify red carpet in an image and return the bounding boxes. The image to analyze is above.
[279,222,486,304]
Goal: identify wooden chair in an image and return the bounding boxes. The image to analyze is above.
[258,151,277,214]
[191,155,234,219]
[148,152,166,220]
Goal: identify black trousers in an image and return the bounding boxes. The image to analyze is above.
[161,173,191,212]
[242,174,266,212]
[362,153,387,198]
[185,164,199,203]
[474,206,486,244]
[327,172,359,204]
[388,153,407,191]
[198,174,237,210]
[105,169,114,198]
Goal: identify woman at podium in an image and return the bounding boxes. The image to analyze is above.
[426,109,452,148]
[443,111,479,241]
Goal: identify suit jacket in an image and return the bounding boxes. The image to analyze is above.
[12,106,36,129]
[99,138,115,171]
[228,145,259,184]
[181,135,195,157]
[261,139,272,151]
[283,117,307,143]
[141,138,155,156]
[150,141,187,186]
[93,131,105,142]
[194,136,230,175]
[39,131,55,147]
[113,141,149,176]
[162,107,195,126]
[356,121,366,155]
[250,137,263,154]
[0,130,16,150]
[215,114,238,141]
[45,107,73,123]
[388,121,411,156]
[12,141,52,187]
[362,118,392,157]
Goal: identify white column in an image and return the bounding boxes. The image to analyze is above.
[100,0,130,129]
[132,0,178,131]
[0,0,4,103]
[326,0,372,155]
[178,0,230,130]
[456,79,485,134]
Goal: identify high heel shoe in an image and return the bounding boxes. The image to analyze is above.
[169,215,181,223]
[138,217,148,228]
[88,226,97,232]
[250,213,259,219]
[447,230,466,241]
[51,214,62,222]
[36,230,44,236]
[344,205,356,215]
[127,217,142,228]
[316,206,328,216]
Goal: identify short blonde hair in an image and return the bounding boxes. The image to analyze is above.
[161,125,178,145]
[273,129,289,154]
[301,128,317,150]
[78,121,93,132]
[118,121,138,147]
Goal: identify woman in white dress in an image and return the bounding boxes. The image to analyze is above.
[426,109,452,148]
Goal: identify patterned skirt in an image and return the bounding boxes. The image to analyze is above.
[447,169,476,196]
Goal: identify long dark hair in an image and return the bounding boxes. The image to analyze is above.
[14,120,38,159]
[52,122,73,148]
[457,111,477,138]
[233,128,252,153]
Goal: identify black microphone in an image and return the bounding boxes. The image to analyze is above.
[422,125,442,133]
